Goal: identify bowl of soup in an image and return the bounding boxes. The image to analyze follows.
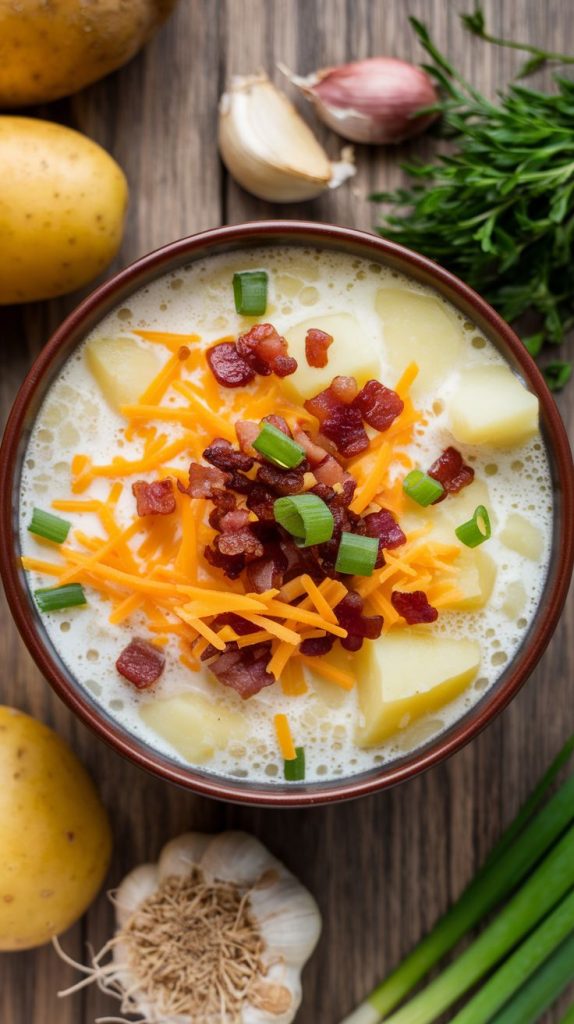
[1,221,572,805]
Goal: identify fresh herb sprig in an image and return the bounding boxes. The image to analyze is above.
[372,11,574,390]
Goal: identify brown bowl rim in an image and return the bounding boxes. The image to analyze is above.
[1,219,573,807]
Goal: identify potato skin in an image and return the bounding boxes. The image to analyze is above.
[0,0,179,106]
[0,707,112,950]
[0,117,128,304]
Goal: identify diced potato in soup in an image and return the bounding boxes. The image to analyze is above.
[18,246,552,785]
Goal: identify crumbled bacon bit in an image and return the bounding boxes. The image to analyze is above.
[331,375,359,403]
[300,635,335,656]
[206,341,255,387]
[216,527,264,561]
[335,591,384,651]
[391,590,438,624]
[224,469,254,495]
[279,538,324,584]
[116,638,165,689]
[310,482,336,504]
[314,454,348,487]
[235,420,260,456]
[210,612,258,636]
[219,508,251,532]
[203,437,254,473]
[179,462,230,498]
[236,323,297,378]
[246,485,277,522]
[246,545,288,593]
[293,429,329,467]
[363,508,406,566]
[132,478,176,517]
[262,414,292,436]
[209,643,275,699]
[305,328,333,368]
[428,446,475,502]
[256,463,305,496]
[208,490,237,530]
[352,380,404,432]
[178,345,191,360]
[204,544,245,580]
[305,381,369,458]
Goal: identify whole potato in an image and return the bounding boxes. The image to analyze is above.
[0,0,179,106]
[0,117,128,304]
[0,707,112,950]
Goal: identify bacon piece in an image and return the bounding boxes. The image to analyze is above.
[236,323,297,378]
[208,490,237,530]
[203,438,254,473]
[211,612,260,636]
[305,328,333,368]
[300,635,335,656]
[305,382,369,458]
[256,463,305,496]
[335,591,384,652]
[224,469,254,495]
[209,643,275,699]
[263,414,292,437]
[179,462,230,498]
[246,545,288,593]
[331,375,359,403]
[428,446,475,502]
[352,380,404,432]
[363,508,406,567]
[310,482,336,504]
[116,638,165,689]
[391,590,438,624]
[178,345,191,361]
[314,454,347,487]
[216,528,264,561]
[204,544,245,580]
[246,485,276,522]
[132,478,176,517]
[279,538,325,584]
[235,420,260,457]
[219,508,251,532]
[293,429,328,467]
[206,341,255,387]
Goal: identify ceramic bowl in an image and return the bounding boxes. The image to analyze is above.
[1,221,572,805]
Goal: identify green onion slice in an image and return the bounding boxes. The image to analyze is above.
[274,494,334,547]
[28,508,71,544]
[403,469,444,507]
[34,584,87,613]
[455,505,491,548]
[284,746,305,781]
[253,422,306,469]
[335,531,379,577]
[233,270,268,316]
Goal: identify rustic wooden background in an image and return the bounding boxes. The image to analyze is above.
[1,1,573,1021]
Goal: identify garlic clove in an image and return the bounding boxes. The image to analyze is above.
[157,831,212,881]
[281,58,438,145]
[250,873,322,965]
[114,863,159,928]
[199,830,282,886]
[218,72,355,202]
[244,964,302,1024]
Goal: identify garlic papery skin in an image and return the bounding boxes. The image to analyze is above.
[283,57,438,145]
[219,72,355,202]
[58,830,321,1024]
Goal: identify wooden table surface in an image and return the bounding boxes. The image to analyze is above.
[1,2,573,1021]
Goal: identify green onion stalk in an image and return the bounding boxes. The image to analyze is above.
[489,931,574,1024]
[340,736,574,1024]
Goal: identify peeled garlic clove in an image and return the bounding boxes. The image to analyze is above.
[218,72,355,202]
[158,831,212,880]
[283,57,438,144]
[114,863,159,927]
[200,830,282,886]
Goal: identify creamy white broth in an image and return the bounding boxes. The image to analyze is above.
[19,247,553,782]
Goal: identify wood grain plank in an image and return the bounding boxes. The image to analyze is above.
[0,2,572,1022]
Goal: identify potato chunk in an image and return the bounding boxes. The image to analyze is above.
[375,287,463,400]
[85,336,160,411]
[443,549,497,610]
[282,313,381,401]
[448,365,539,446]
[500,513,543,561]
[356,632,480,746]
[501,580,527,619]
[140,693,247,764]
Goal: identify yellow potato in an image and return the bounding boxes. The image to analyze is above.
[0,0,179,106]
[86,337,161,410]
[447,365,539,447]
[140,692,248,764]
[0,117,128,304]
[283,313,382,402]
[0,707,112,950]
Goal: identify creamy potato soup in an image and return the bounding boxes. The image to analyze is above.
[20,247,552,783]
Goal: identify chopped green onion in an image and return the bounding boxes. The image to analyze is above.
[340,734,574,1024]
[544,361,572,392]
[335,532,379,577]
[284,746,305,781]
[489,931,574,1024]
[34,584,87,613]
[253,422,305,469]
[273,494,334,547]
[28,507,71,544]
[232,270,268,316]
[455,505,491,548]
[403,469,444,506]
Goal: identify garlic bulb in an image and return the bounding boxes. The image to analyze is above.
[282,57,438,145]
[219,72,355,202]
[56,831,322,1024]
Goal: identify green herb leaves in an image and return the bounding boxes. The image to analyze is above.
[372,15,574,388]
